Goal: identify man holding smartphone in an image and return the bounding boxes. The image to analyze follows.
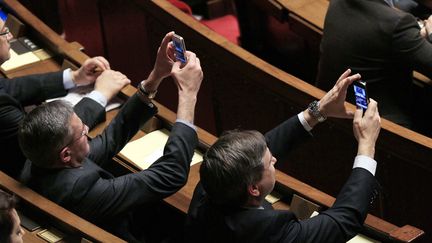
[19,32,204,242]
[0,18,129,178]
[186,69,382,242]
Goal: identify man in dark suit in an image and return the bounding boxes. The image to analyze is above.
[19,32,204,242]
[0,18,128,178]
[316,0,432,135]
[186,69,381,243]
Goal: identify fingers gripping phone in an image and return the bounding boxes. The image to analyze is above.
[353,81,369,111]
[172,34,187,63]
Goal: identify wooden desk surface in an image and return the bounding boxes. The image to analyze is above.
[276,0,328,30]
[22,229,46,243]
[3,59,61,78]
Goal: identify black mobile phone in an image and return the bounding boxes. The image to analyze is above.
[353,81,369,111]
[172,34,187,63]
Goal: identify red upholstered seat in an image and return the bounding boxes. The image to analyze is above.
[201,15,239,44]
[167,0,192,15]
[167,0,239,44]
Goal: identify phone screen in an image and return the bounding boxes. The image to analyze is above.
[353,81,368,110]
[173,34,187,63]
[0,9,7,21]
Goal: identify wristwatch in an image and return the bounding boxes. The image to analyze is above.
[138,81,157,99]
[307,100,326,122]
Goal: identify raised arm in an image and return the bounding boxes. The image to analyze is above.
[172,51,203,124]
[77,48,203,220]
[304,69,360,127]
[266,69,361,162]
[88,32,178,166]
[291,100,381,243]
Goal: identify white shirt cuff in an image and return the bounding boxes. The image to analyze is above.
[63,68,76,90]
[297,112,313,132]
[176,119,196,131]
[85,90,108,107]
[353,155,377,176]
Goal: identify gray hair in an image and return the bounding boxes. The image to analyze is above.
[18,100,74,168]
[200,130,267,206]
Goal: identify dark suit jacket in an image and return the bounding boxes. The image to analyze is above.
[186,116,379,243]
[0,72,105,178]
[22,94,198,241]
[316,0,432,129]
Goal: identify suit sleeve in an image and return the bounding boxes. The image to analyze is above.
[72,122,198,220]
[74,97,106,130]
[392,14,432,79]
[87,93,157,167]
[264,115,311,162]
[280,168,379,243]
[1,72,66,106]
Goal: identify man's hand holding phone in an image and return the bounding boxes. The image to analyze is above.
[143,32,190,95]
[144,32,176,93]
[353,99,381,159]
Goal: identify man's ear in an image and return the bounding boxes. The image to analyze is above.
[59,147,71,165]
[248,184,260,197]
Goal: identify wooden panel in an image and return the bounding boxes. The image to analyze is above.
[0,171,125,242]
[277,0,328,30]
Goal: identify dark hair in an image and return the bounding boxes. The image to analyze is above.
[0,189,17,243]
[18,100,74,167]
[200,130,267,206]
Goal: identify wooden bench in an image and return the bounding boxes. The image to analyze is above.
[0,171,125,242]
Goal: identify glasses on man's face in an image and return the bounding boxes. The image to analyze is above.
[0,27,10,37]
[60,123,88,151]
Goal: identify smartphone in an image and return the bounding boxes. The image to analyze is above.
[353,81,369,111]
[172,34,187,63]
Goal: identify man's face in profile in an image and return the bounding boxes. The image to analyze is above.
[255,147,277,199]
[62,113,90,167]
[0,19,12,64]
